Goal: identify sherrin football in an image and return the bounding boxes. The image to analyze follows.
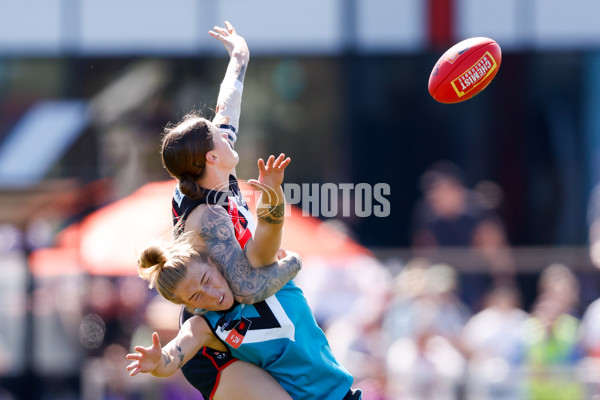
[428,37,501,104]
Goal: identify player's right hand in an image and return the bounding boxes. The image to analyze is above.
[209,21,249,61]
[125,332,163,376]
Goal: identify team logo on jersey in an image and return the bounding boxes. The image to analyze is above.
[173,185,184,207]
[224,317,252,349]
[212,296,296,350]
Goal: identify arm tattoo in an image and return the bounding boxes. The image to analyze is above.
[258,203,284,224]
[262,216,283,225]
[162,350,171,368]
[176,345,185,369]
[197,206,300,303]
[268,203,285,218]
[236,63,247,83]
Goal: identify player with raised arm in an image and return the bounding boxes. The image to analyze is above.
[154,21,297,399]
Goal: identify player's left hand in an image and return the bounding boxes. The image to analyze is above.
[247,153,291,202]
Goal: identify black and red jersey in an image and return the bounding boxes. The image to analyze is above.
[171,175,255,249]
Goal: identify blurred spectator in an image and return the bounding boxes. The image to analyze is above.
[115,277,150,346]
[581,298,600,358]
[537,263,581,315]
[32,276,86,400]
[521,264,585,400]
[0,331,16,400]
[579,298,600,398]
[461,284,529,400]
[588,184,600,270]
[81,277,120,355]
[586,184,600,305]
[326,294,392,400]
[383,260,470,399]
[0,333,11,374]
[81,291,200,400]
[411,161,515,310]
[315,256,394,400]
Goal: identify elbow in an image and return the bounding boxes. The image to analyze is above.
[293,255,302,273]
[286,251,303,273]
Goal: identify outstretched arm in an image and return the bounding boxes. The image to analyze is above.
[126,317,211,378]
[128,319,294,400]
[245,153,290,266]
[210,21,248,149]
[185,207,302,304]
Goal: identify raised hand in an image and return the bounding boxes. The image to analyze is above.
[209,21,249,61]
[247,153,291,202]
[211,20,249,128]
[125,332,163,376]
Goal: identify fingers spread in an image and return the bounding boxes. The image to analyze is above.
[126,361,138,371]
[126,361,141,376]
[257,158,266,172]
[152,332,161,347]
[208,31,223,41]
[272,153,285,167]
[213,26,229,36]
[133,346,148,354]
[225,21,236,33]
[279,157,291,169]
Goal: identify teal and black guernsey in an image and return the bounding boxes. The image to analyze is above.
[202,280,354,400]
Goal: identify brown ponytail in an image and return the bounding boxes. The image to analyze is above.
[161,112,215,200]
[179,174,205,200]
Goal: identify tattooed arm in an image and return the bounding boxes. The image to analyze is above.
[185,205,302,304]
[245,153,290,266]
[125,317,214,377]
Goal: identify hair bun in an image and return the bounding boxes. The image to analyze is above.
[138,245,166,269]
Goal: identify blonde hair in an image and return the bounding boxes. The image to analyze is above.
[137,233,210,304]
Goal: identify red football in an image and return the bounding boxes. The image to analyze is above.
[428,37,502,104]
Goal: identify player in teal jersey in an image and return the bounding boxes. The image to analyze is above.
[126,235,362,400]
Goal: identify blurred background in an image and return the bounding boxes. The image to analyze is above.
[0,0,599,399]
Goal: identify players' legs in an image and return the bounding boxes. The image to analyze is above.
[213,360,291,400]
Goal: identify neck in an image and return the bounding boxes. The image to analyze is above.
[224,300,239,314]
[198,166,232,190]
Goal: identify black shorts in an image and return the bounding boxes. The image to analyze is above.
[180,307,238,400]
[343,388,362,400]
[181,346,238,400]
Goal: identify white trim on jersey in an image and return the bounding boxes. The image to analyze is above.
[215,296,296,344]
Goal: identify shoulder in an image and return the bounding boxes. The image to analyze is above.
[184,204,237,244]
[199,311,231,333]
[184,315,213,337]
[185,203,231,229]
